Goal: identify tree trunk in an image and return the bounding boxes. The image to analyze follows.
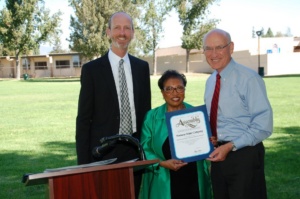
[186,49,191,73]
[153,49,157,76]
[16,56,20,80]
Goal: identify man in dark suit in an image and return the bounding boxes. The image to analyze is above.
[76,11,151,166]
[76,11,151,197]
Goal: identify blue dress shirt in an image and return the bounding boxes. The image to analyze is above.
[204,59,273,150]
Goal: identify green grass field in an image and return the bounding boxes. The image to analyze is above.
[0,74,299,198]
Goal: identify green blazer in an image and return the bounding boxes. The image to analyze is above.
[139,102,212,199]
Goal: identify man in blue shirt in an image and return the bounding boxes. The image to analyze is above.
[204,29,273,199]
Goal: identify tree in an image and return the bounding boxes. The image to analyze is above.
[50,33,68,53]
[0,0,62,80]
[173,0,217,73]
[0,43,14,55]
[263,27,274,38]
[275,31,284,37]
[252,26,256,38]
[68,0,145,60]
[261,28,265,37]
[284,27,292,37]
[140,0,172,75]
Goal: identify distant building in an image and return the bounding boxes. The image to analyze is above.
[143,37,300,76]
[0,52,88,78]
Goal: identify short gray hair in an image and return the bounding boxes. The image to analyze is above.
[108,11,134,30]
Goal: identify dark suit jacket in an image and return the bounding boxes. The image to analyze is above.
[76,52,151,165]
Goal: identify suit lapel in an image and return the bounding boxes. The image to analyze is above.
[128,55,139,111]
[101,53,119,107]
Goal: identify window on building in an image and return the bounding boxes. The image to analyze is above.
[72,55,81,68]
[56,60,70,69]
[22,58,30,70]
[35,62,47,70]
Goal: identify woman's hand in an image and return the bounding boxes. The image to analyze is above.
[159,159,188,171]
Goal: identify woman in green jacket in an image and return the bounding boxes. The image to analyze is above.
[139,70,212,199]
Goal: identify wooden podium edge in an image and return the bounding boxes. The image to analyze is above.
[25,159,159,186]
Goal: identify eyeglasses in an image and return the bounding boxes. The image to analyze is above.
[204,42,231,53]
[163,86,185,94]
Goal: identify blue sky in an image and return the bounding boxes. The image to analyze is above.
[1,0,300,53]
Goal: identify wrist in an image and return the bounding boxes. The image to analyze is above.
[156,161,162,170]
[230,142,237,151]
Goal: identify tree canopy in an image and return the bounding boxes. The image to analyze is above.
[263,27,274,38]
[139,0,172,75]
[173,0,218,72]
[68,0,146,60]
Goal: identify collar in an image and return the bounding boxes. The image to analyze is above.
[218,58,235,80]
[108,49,129,66]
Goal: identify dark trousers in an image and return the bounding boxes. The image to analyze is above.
[211,142,267,199]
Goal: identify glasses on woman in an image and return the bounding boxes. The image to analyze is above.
[163,86,185,94]
[204,42,231,53]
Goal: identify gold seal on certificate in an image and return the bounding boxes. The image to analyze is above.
[165,105,214,162]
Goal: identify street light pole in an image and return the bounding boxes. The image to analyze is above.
[256,30,262,76]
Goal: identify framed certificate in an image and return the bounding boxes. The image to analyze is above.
[165,105,214,162]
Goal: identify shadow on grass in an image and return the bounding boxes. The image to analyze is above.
[264,74,300,78]
[0,141,77,199]
[23,78,80,82]
[2,126,300,198]
[265,126,300,198]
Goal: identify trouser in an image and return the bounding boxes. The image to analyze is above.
[211,142,267,199]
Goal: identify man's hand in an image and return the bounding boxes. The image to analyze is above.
[206,142,233,162]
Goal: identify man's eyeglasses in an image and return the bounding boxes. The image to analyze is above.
[163,86,185,94]
[204,42,231,53]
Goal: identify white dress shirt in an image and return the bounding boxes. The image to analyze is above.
[108,49,137,133]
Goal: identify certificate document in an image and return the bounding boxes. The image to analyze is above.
[165,105,214,162]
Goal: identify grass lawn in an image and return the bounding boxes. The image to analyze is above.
[0,74,299,198]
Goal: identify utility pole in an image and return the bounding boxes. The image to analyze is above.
[256,30,263,76]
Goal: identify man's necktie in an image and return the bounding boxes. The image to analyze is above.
[118,59,133,135]
[210,73,221,138]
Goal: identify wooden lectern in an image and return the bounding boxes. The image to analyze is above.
[24,159,158,199]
